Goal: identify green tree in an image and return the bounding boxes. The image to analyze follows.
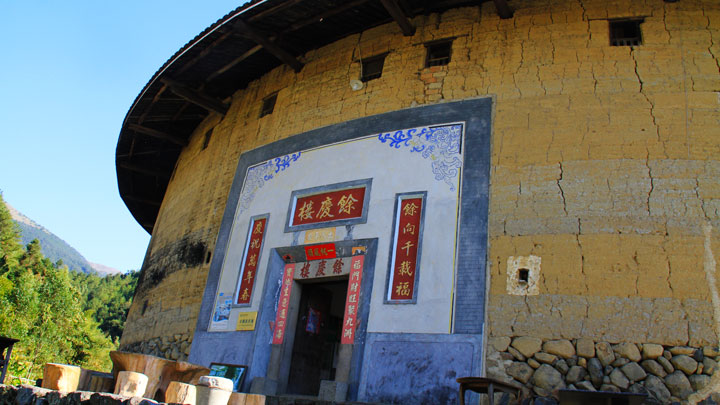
[0,193,22,274]
[0,196,118,383]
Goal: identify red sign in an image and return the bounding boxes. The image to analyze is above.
[272,264,295,344]
[291,187,366,226]
[304,243,337,261]
[236,217,267,305]
[341,255,364,344]
[389,198,423,301]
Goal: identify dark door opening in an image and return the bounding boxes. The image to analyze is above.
[286,279,348,395]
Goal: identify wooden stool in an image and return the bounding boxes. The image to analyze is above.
[115,371,149,397]
[87,371,115,393]
[42,363,82,392]
[166,381,197,405]
[456,377,523,405]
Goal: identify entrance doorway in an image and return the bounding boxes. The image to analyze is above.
[286,279,348,395]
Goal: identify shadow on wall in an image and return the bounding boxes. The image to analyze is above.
[135,231,210,295]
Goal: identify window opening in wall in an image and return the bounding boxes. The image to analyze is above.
[361,54,387,82]
[425,40,453,67]
[259,93,277,117]
[518,268,529,284]
[202,128,213,150]
[609,19,643,46]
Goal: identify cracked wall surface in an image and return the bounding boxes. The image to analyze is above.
[121,0,720,369]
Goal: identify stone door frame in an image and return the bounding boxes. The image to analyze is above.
[259,238,378,400]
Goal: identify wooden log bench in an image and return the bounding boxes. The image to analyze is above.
[110,351,209,401]
[456,377,523,405]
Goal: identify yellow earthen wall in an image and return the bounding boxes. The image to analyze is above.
[120,0,720,358]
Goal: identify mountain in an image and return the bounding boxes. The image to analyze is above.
[7,203,121,274]
[89,261,124,276]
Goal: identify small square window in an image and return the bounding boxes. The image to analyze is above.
[259,93,277,118]
[425,40,453,67]
[609,19,643,46]
[361,54,387,82]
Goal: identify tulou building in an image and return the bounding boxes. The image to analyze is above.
[116,0,720,403]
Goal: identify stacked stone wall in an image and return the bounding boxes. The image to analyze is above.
[486,336,720,403]
[120,1,720,400]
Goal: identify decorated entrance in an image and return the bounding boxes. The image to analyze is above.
[265,241,373,399]
[190,99,491,403]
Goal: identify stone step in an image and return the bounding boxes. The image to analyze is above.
[264,394,389,405]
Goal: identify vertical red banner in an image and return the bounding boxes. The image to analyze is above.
[389,198,423,301]
[341,255,364,344]
[272,264,295,344]
[237,217,267,305]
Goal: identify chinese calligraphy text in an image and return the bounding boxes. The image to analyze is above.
[236,217,267,305]
[272,264,295,344]
[341,255,364,344]
[389,197,424,301]
[291,187,366,226]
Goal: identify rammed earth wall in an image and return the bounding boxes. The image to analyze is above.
[121,0,720,400]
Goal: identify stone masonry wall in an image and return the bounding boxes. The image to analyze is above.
[486,336,720,403]
[120,2,720,400]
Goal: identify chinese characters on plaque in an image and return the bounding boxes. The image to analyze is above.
[295,256,349,280]
[236,216,267,305]
[290,187,366,227]
[304,243,336,260]
[272,264,295,344]
[341,255,364,344]
[388,196,425,302]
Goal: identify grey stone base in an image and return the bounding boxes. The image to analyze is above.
[318,380,347,402]
[249,377,278,395]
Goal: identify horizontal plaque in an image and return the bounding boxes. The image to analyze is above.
[305,243,337,261]
[285,179,372,232]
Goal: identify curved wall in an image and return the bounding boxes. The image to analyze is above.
[120,0,720,395]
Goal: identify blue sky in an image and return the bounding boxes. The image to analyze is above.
[0,1,243,271]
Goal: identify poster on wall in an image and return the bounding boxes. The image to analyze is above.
[211,293,232,329]
[236,311,258,331]
[386,192,426,303]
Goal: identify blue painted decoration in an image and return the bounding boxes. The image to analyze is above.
[377,124,463,190]
[238,152,301,213]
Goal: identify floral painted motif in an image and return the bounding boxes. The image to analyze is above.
[378,124,463,190]
[274,152,301,173]
[238,152,301,213]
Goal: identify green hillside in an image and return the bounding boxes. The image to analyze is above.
[13,220,95,273]
[6,204,117,274]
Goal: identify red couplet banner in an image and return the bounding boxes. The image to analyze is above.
[291,187,366,226]
[389,198,423,301]
[341,255,364,344]
[237,217,267,305]
[272,264,296,344]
